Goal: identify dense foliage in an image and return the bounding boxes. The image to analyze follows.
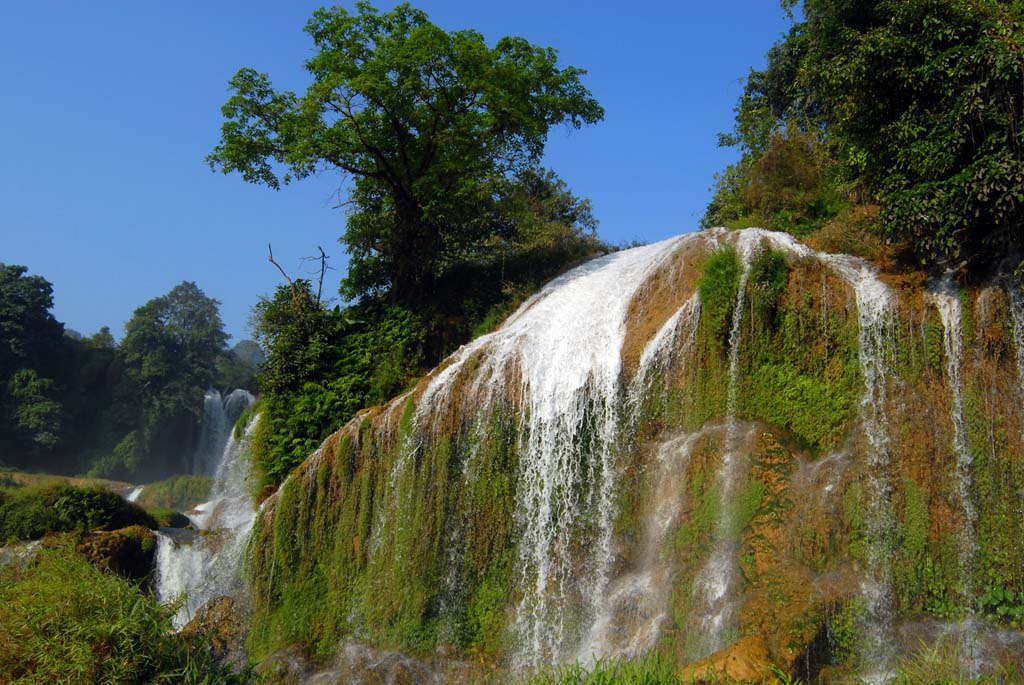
[209,3,604,488]
[704,0,1024,273]
[209,1,602,313]
[0,543,251,684]
[0,266,257,479]
[0,483,156,545]
[114,282,230,478]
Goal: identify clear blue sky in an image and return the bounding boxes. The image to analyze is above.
[1,1,791,343]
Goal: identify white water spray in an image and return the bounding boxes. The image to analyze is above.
[415,235,692,666]
[155,395,257,628]
[926,274,982,675]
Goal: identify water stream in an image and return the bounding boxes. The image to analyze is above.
[154,390,257,628]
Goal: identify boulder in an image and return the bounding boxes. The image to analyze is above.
[680,636,777,683]
[182,595,248,667]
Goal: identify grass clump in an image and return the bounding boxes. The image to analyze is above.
[0,542,251,684]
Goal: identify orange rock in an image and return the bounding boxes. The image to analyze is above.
[680,636,777,683]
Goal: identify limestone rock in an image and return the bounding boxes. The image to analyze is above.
[681,636,777,683]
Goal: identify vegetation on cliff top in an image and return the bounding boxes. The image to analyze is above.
[705,0,1024,276]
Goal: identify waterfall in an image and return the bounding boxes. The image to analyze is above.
[826,254,897,679]
[685,230,761,658]
[580,293,702,660]
[126,486,144,503]
[1009,284,1024,398]
[247,228,1024,679]
[155,402,258,628]
[926,276,977,586]
[926,274,981,674]
[193,389,255,476]
[413,235,691,667]
[193,390,227,476]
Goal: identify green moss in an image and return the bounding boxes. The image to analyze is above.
[675,462,720,559]
[894,479,931,612]
[246,398,523,661]
[697,246,741,349]
[828,596,868,666]
[925,316,945,373]
[732,478,766,538]
[743,360,857,449]
[958,288,975,346]
[842,482,867,563]
[735,252,860,452]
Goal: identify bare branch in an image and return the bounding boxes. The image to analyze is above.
[268,242,303,314]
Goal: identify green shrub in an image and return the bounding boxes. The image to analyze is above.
[698,246,741,349]
[0,484,156,544]
[0,543,250,684]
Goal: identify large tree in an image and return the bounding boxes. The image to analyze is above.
[121,282,229,476]
[0,265,68,462]
[0,265,65,381]
[208,2,603,308]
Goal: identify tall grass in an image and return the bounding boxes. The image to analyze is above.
[0,543,252,684]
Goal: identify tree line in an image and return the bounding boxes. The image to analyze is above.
[0,269,257,480]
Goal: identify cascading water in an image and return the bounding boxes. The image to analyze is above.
[685,230,762,658]
[248,228,1024,681]
[193,389,254,476]
[825,254,897,680]
[155,391,257,628]
[926,273,982,675]
[926,276,977,588]
[1009,284,1024,398]
[580,293,702,660]
[414,235,691,667]
[193,390,228,476]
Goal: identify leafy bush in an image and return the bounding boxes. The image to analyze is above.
[0,484,156,544]
[0,543,250,684]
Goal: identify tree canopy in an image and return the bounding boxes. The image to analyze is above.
[705,0,1024,272]
[208,1,604,307]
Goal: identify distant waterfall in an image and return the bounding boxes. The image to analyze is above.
[155,394,257,628]
[193,389,255,476]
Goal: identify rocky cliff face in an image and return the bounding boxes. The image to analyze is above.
[245,228,1024,681]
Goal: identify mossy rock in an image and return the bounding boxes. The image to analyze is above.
[146,506,191,528]
[76,526,156,581]
[42,525,156,581]
[182,596,247,667]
